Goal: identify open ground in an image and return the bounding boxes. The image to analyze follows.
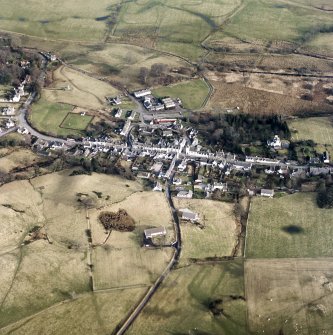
[90,191,175,290]
[173,198,238,265]
[127,261,246,335]
[245,258,333,335]
[246,193,333,258]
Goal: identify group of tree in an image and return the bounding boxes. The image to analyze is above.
[317,183,333,209]
[189,112,291,154]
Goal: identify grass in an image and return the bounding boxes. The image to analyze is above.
[60,112,93,130]
[44,65,119,110]
[127,261,246,335]
[0,0,119,41]
[246,193,333,258]
[90,191,175,290]
[152,79,210,110]
[0,170,143,328]
[0,289,146,335]
[173,198,238,265]
[223,0,333,43]
[245,258,333,335]
[30,97,77,137]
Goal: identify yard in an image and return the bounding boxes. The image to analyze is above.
[173,198,238,265]
[60,112,94,130]
[127,261,246,335]
[246,193,333,258]
[152,79,210,110]
[245,258,333,335]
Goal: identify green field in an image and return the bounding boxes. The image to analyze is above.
[246,193,333,258]
[30,97,79,137]
[127,261,246,335]
[60,112,93,130]
[152,79,210,110]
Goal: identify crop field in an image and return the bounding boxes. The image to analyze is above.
[0,171,143,328]
[0,289,146,335]
[59,112,93,130]
[29,97,76,137]
[90,191,175,290]
[245,258,333,335]
[246,193,333,258]
[173,198,238,265]
[44,66,119,110]
[152,79,210,110]
[128,261,246,335]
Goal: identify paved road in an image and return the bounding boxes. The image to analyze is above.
[115,174,181,335]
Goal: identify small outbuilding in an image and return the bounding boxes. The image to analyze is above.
[260,189,274,198]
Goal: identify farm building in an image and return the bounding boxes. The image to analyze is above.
[260,189,274,198]
[144,227,166,239]
[162,97,176,109]
[133,89,151,99]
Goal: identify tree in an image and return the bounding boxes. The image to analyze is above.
[150,63,167,77]
[138,67,149,85]
[317,184,333,208]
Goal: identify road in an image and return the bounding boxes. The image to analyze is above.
[115,174,181,335]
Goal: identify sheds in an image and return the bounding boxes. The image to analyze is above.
[144,226,166,239]
[260,189,274,198]
[133,89,151,99]
[162,97,176,109]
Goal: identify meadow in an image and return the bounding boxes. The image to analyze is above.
[152,79,210,110]
[60,112,93,130]
[246,193,333,258]
[173,198,238,265]
[127,261,246,335]
[245,258,333,335]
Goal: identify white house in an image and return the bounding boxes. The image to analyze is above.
[267,135,281,149]
[177,190,193,198]
[133,89,151,99]
[144,226,166,239]
[179,208,199,222]
[260,189,274,198]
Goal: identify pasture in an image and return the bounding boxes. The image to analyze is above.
[152,79,210,110]
[246,193,333,258]
[0,149,41,174]
[60,112,93,130]
[44,65,119,110]
[127,261,246,335]
[0,289,146,335]
[90,191,175,290]
[29,97,75,137]
[245,258,333,335]
[0,171,143,327]
[173,198,238,265]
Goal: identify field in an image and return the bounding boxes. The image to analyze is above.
[152,79,210,110]
[0,289,146,335]
[90,191,175,290]
[127,261,246,335]
[29,97,76,137]
[0,170,145,328]
[173,198,238,265]
[246,193,333,258]
[0,0,118,41]
[289,116,333,144]
[59,112,93,130]
[245,258,333,335]
[0,149,41,174]
[44,65,119,110]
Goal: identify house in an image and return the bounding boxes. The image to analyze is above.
[232,161,252,171]
[179,208,199,222]
[2,107,15,115]
[260,189,274,198]
[177,190,193,198]
[115,109,122,118]
[153,182,163,192]
[128,110,136,120]
[137,172,151,179]
[5,119,15,128]
[212,182,228,192]
[162,130,173,137]
[133,89,151,99]
[153,104,165,111]
[112,96,122,105]
[267,135,282,149]
[144,226,166,239]
[323,151,330,164]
